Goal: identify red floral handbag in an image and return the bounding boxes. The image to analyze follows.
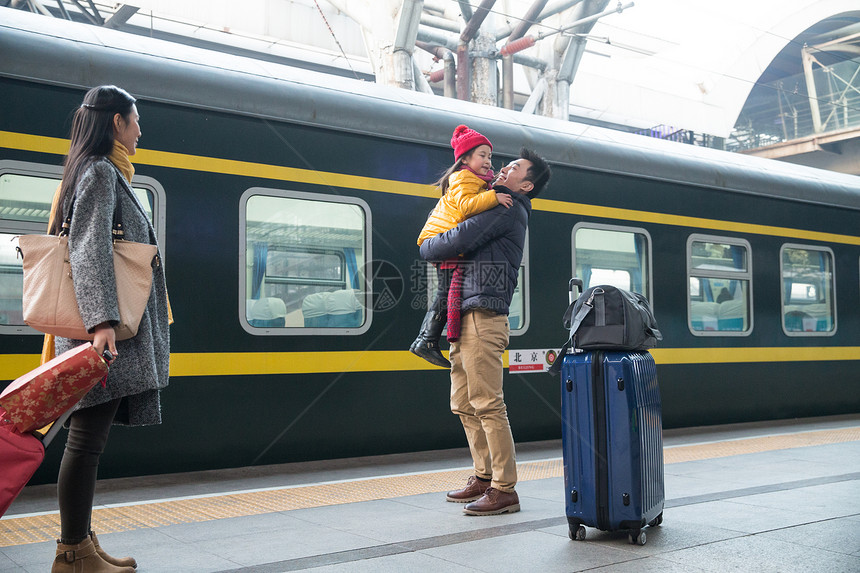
[0,343,108,433]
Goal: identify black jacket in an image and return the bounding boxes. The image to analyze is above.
[419,187,530,315]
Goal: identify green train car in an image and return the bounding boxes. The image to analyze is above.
[1,10,858,484]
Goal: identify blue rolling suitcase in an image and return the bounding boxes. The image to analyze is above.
[560,350,664,545]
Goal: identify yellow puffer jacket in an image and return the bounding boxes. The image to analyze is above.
[417,169,498,245]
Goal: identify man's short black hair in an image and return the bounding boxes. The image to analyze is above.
[520,147,551,199]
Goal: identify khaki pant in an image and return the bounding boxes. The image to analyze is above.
[449,309,517,492]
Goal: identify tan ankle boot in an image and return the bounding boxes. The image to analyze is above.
[52,538,135,572]
[90,531,137,569]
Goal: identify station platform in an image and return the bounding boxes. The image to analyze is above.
[2,414,859,572]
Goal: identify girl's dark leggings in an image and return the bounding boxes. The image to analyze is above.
[57,397,121,544]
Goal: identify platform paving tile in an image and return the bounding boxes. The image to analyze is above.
[105,529,242,573]
[669,478,858,534]
[724,480,860,516]
[152,509,304,544]
[658,532,860,573]
[668,499,833,535]
[0,540,56,572]
[301,551,482,572]
[758,514,860,556]
[420,529,649,573]
[663,455,848,493]
[586,557,710,573]
[188,517,379,568]
[287,496,561,545]
[0,550,21,573]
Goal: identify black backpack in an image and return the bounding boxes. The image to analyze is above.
[548,279,662,375]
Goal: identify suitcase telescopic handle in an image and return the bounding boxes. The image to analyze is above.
[569,278,583,304]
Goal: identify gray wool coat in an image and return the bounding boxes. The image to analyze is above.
[55,158,170,426]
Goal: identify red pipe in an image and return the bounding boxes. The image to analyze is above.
[500,36,536,56]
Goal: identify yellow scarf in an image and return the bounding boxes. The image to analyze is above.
[40,142,172,365]
[109,140,135,182]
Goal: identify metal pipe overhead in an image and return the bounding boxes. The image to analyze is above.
[502,54,514,109]
[415,40,447,59]
[417,25,459,52]
[460,0,495,44]
[458,0,473,22]
[521,77,548,114]
[493,0,584,41]
[423,0,446,15]
[417,26,547,71]
[512,52,546,71]
[507,0,550,43]
[457,42,469,100]
[538,1,634,39]
[537,0,585,21]
[413,58,434,94]
[420,13,461,34]
[443,50,456,97]
[500,36,536,56]
[394,0,424,51]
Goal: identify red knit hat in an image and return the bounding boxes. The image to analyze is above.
[450,124,492,160]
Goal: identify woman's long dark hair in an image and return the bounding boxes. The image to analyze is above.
[50,85,136,235]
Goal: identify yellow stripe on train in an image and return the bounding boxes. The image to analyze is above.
[2,348,859,379]
[3,130,859,246]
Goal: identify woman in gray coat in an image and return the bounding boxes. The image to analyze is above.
[48,85,170,573]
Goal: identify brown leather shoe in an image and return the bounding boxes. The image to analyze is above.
[91,531,137,569]
[463,487,520,516]
[52,538,135,572]
[446,475,490,503]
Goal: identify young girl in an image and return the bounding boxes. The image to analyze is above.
[410,125,512,367]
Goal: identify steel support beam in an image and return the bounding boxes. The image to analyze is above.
[104,4,139,29]
[802,46,823,134]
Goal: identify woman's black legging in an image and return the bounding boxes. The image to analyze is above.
[57,397,121,545]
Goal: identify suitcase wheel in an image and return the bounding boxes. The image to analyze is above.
[629,530,646,545]
[648,512,663,528]
[568,525,587,541]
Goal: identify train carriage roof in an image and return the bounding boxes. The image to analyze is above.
[2,8,859,211]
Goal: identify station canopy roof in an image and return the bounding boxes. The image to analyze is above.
[10,0,860,139]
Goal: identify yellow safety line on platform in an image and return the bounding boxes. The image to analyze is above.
[1,427,858,547]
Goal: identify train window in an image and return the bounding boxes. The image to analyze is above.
[0,161,165,335]
[240,189,371,335]
[418,233,530,335]
[780,245,836,336]
[572,223,652,301]
[0,173,56,224]
[686,235,752,336]
[509,265,528,333]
